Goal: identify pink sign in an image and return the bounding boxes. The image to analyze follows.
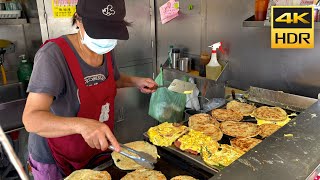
[160,0,179,24]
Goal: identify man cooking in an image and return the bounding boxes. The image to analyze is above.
[22,0,157,179]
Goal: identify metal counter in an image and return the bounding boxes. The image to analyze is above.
[210,101,320,180]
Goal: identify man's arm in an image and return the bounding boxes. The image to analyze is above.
[116,73,158,93]
[23,92,120,151]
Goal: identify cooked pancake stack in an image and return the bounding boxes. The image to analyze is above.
[258,124,282,138]
[111,141,158,170]
[211,109,243,122]
[65,169,112,180]
[252,106,289,127]
[170,175,198,180]
[230,138,262,152]
[226,100,256,116]
[188,113,222,141]
[120,169,166,180]
[220,121,260,138]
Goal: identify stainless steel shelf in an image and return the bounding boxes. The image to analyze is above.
[0,18,27,25]
[242,16,269,28]
[162,61,229,83]
[163,67,208,80]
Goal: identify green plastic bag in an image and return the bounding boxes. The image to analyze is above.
[148,68,186,123]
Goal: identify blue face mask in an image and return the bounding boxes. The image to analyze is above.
[80,30,117,55]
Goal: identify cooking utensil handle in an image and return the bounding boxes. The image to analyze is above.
[231,90,236,100]
[110,143,145,157]
[119,144,140,155]
[108,145,116,151]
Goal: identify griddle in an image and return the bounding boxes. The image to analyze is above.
[89,87,313,179]
[142,87,309,177]
[91,150,212,180]
[143,132,221,174]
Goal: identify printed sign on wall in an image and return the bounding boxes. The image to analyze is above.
[160,0,180,24]
[52,0,78,18]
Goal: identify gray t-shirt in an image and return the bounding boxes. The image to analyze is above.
[27,36,120,164]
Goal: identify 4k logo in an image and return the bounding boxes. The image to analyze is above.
[271,6,314,49]
[275,13,309,24]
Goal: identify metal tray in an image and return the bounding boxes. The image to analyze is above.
[143,132,222,175]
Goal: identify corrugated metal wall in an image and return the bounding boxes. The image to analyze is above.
[155,0,320,98]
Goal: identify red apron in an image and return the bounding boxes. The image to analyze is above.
[43,37,116,176]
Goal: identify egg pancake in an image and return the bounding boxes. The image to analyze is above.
[175,129,219,155]
[188,113,219,128]
[226,100,256,116]
[220,121,260,138]
[230,137,262,152]
[259,124,281,138]
[111,141,158,170]
[147,122,188,147]
[170,175,197,180]
[190,124,223,141]
[252,106,287,121]
[65,169,111,180]
[120,169,166,180]
[201,144,245,167]
[211,109,243,122]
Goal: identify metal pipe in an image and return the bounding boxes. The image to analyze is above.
[0,49,7,85]
[1,64,7,85]
[0,126,28,180]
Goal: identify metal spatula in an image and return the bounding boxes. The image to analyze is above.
[108,144,157,169]
[158,79,196,94]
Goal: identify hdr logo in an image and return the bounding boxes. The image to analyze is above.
[271,6,314,49]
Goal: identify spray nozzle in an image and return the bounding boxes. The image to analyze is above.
[209,42,225,54]
[19,54,27,63]
[19,54,26,59]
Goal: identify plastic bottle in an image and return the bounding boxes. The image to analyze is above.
[206,42,225,80]
[17,54,33,84]
[199,52,210,77]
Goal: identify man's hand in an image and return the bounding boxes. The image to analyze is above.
[135,77,158,94]
[76,118,120,152]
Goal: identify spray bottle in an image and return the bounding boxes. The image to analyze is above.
[206,42,225,80]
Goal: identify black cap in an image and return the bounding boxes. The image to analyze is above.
[76,0,129,40]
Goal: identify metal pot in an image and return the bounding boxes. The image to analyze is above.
[179,57,191,72]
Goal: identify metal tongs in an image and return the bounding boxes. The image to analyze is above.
[108,143,157,169]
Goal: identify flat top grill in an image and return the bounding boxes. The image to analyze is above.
[92,151,212,180]
[92,87,317,180]
[142,87,315,176]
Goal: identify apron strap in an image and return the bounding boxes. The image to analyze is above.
[105,52,114,81]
